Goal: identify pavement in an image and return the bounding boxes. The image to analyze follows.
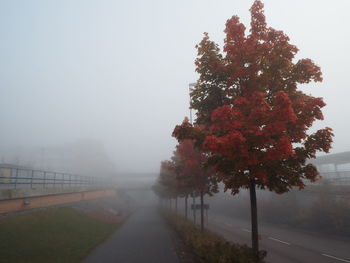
[82,205,180,263]
[82,189,350,263]
[208,214,350,263]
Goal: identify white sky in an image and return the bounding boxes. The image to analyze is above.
[0,0,349,173]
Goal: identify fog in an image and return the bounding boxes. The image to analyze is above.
[1,0,350,177]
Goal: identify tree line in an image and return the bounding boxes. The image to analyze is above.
[154,0,333,261]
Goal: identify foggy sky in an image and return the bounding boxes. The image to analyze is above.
[0,0,349,173]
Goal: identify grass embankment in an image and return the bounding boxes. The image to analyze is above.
[161,210,265,263]
[0,207,122,263]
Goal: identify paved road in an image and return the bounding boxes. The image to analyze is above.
[82,206,180,263]
[208,214,350,263]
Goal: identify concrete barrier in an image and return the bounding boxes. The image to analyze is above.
[0,188,116,214]
[0,187,100,201]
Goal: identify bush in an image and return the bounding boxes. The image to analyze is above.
[161,209,265,263]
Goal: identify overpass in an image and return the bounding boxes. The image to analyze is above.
[310,151,350,181]
[0,164,117,214]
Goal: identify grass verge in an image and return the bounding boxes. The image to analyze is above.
[161,209,265,263]
[0,207,123,263]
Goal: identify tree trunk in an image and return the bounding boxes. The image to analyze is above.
[200,190,204,232]
[185,195,188,220]
[249,179,259,260]
[170,198,172,210]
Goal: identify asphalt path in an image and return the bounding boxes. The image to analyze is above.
[208,214,350,263]
[82,206,180,263]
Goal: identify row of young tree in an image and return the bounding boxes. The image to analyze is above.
[154,0,333,261]
[153,139,218,231]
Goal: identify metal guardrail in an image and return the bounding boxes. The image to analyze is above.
[0,166,104,190]
[312,171,350,185]
[321,170,350,176]
[324,177,350,184]
[3,166,345,190]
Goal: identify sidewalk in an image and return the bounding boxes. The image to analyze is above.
[82,205,180,263]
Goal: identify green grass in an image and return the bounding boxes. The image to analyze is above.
[0,207,122,263]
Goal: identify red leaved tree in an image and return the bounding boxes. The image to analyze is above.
[173,139,218,231]
[171,145,194,220]
[174,0,333,259]
[170,148,195,219]
[155,160,180,211]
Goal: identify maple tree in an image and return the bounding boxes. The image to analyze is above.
[172,139,218,231]
[174,0,333,259]
[170,146,194,220]
[155,160,180,211]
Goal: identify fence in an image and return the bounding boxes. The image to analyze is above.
[302,171,350,186]
[318,171,350,185]
[0,165,105,190]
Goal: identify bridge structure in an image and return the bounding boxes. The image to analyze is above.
[0,163,109,190]
[309,151,350,185]
[0,164,116,214]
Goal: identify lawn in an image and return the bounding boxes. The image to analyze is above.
[0,207,122,263]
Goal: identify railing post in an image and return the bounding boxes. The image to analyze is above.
[31,170,34,189]
[43,171,46,188]
[1,167,106,190]
[14,168,18,189]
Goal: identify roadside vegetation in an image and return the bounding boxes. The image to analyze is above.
[263,185,350,236]
[208,181,350,237]
[0,207,123,263]
[161,209,265,263]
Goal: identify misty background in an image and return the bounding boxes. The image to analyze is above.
[0,0,349,178]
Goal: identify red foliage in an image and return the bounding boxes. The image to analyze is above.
[173,0,333,195]
[173,139,218,195]
[154,161,179,199]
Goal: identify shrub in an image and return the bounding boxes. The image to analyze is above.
[161,209,265,263]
